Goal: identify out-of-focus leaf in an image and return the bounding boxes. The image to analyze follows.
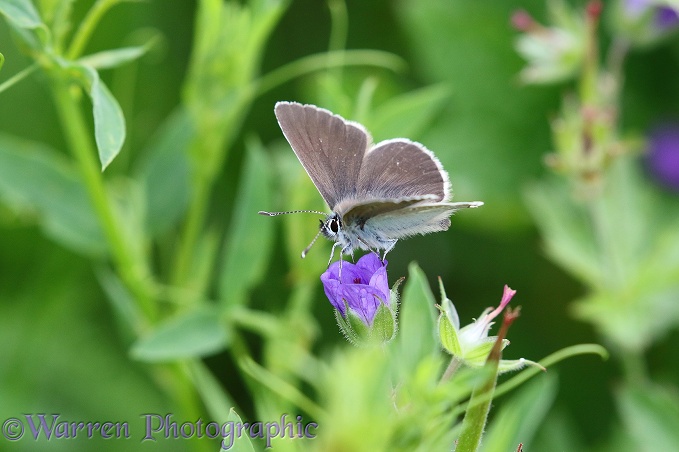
[0,133,106,255]
[0,0,42,28]
[617,382,679,451]
[182,0,288,179]
[223,409,256,452]
[0,255,175,450]
[524,179,602,287]
[37,0,75,45]
[130,306,229,362]
[481,373,558,451]
[393,262,439,376]
[77,43,154,70]
[368,83,451,142]
[395,0,558,230]
[219,137,274,308]
[529,157,679,351]
[75,64,126,170]
[277,142,330,281]
[135,107,193,236]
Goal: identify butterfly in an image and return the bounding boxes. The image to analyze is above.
[259,101,483,263]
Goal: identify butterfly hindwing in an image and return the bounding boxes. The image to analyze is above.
[357,139,450,202]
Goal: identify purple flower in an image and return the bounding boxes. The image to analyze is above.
[656,6,679,29]
[646,123,679,191]
[625,0,679,30]
[321,253,390,326]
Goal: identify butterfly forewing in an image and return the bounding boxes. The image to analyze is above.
[357,139,450,202]
[275,102,369,209]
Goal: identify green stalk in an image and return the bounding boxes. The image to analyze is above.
[440,356,462,383]
[456,309,519,452]
[253,50,405,98]
[50,73,155,322]
[455,362,498,451]
[579,2,600,105]
[170,167,211,289]
[67,0,120,60]
[0,63,38,94]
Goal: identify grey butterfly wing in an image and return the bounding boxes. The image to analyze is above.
[356,139,450,203]
[356,201,482,240]
[335,195,440,222]
[275,102,370,209]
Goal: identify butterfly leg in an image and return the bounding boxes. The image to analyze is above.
[328,242,341,267]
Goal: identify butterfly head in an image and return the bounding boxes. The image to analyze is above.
[320,213,342,240]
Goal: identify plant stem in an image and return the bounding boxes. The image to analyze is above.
[456,308,519,451]
[170,168,211,289]
[50,73,155,322]
[253,50,405,98]
[67,0,120,60]
[0,63,38,94]
[440,356,461,383]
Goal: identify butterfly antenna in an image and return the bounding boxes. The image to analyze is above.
[258,209,326,216]
[301,228,324,258]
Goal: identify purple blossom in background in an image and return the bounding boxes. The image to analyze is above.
[655,6,679,29]
[321,254,390,326]
[625,0,679,30]
[646,123,679,191]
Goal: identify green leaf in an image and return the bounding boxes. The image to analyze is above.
[76,64,126,170]
[524,179,603,287]
[182,0,288,179]
[221,409,255,452]
[395,1,558,230]
[394,263,439,374]
[617,382,679,451]
[0,133,106,255]
[481,373,558,452]
[0,258,176,449]
[368,83,451,142]
[276,141,330,280]
[0,0,43,28]
[77,44,154,70]
[130,306,229,362]
[219,137,275,307]
[135,107,193,236]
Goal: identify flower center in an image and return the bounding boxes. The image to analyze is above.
[353,277,362,284]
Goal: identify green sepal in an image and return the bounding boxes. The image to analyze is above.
[437,295,462,356]
[370,300,397,343]
[334,302,359,346]
[438,307,462,356]
[347,309,371,343]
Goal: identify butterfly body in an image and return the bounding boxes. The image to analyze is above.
[264,101,483,260]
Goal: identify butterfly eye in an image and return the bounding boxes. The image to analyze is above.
[330,218,340,233]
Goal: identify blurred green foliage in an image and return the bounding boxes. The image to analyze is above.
[1,0,678,451]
